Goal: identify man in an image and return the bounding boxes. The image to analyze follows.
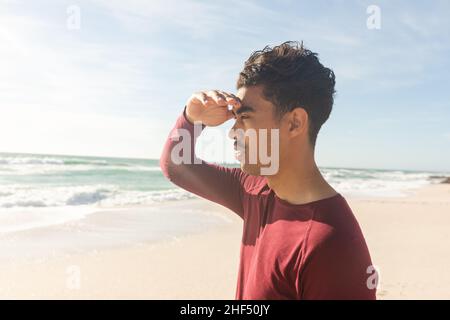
[160,41,376,300]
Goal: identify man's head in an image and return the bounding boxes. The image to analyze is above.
[229,41,335,175]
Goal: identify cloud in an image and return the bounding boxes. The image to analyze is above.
[90,0,277,39]
[1,0,449,169]
[0,4,171,158]
[0,5,169,114]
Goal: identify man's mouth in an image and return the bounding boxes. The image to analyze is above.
[234,141,245,161]
[234,141,245,150]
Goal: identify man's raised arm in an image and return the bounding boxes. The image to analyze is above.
[159,90,247,219]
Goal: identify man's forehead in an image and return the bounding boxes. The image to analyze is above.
[233,86,268,112]
[235,87,256,105]
[236,86,258,101]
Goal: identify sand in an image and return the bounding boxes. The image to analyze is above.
[350,184,450,299]
[0,183,449,299]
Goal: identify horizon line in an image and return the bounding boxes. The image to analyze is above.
[0,151,448,174]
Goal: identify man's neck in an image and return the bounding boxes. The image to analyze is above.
[265,153,337,205]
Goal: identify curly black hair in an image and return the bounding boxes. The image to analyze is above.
[236,41,336,147]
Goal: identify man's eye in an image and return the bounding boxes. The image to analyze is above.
[240,115,250,120]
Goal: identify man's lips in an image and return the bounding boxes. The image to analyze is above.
[234,141,245,161]
[233,141,245,150]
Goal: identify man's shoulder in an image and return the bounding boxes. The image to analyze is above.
[306,195,366,253]
[232,169,268,195]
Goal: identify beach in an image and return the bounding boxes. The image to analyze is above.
[351,183,450,299]
[0,198,243,299]
[0,182,449,299]
[2,0,450,304]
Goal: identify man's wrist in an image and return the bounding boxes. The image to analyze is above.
[183,106,195,125]
[183,106,205,128]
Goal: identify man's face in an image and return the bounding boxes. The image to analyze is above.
[229,85,288,176]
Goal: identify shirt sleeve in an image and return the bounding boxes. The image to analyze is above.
[159,106,248,219]
[296,230,377,300]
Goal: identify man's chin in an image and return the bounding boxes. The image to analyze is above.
[239,162,262,176]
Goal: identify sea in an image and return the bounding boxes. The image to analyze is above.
[0,152,446,257]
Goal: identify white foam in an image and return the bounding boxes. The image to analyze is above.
[0,184,194,209]
[0,206,95,233]
[322,168,436,197]
[0,185,194,234]
[0,156,65,165]
[0,163,160,175]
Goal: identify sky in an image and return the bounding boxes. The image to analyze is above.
[0,0,449,172]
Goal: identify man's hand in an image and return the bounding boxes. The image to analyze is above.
[185,90,241,127]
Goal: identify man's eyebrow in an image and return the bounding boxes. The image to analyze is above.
[232,105,255,116]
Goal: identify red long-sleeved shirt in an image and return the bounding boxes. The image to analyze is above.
[159,107,376,300]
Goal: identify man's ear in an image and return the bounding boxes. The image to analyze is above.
[288,108,308,136]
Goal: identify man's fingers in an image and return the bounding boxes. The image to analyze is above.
[217,90,241,107]
[192,90,241,110]
[206,90,228,106]
[224,91,241,102]
[219,90,240,103]
[191,92,209,104]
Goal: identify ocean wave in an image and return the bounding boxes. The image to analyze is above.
[322,168,436,197]
[0,163,161,175]
[1,154,446,208]
[0,185,194,209]
[66,188,111,205]
[0,155,108,166]
[0,154,163,178]
[0,157,63,165]
[0,155,154,168]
